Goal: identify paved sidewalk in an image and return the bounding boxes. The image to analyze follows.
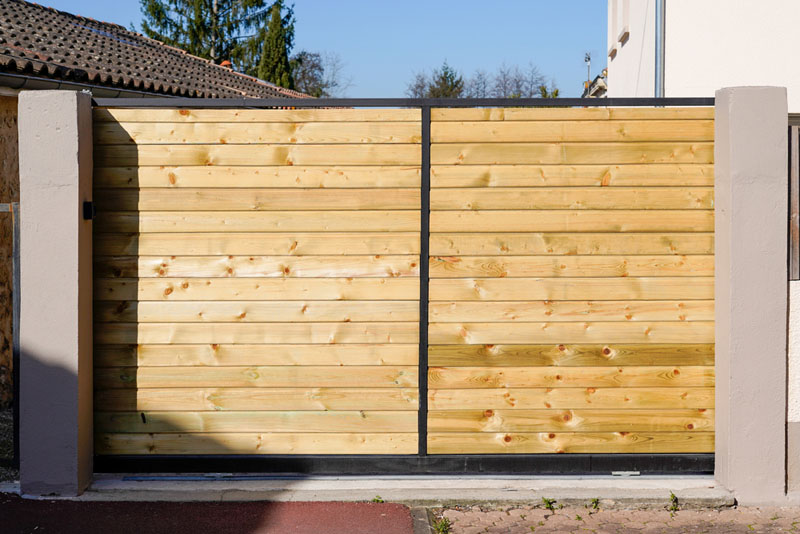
[0,494,414,534]
[436,505,800,533]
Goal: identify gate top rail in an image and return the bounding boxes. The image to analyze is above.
[92,97,715,109]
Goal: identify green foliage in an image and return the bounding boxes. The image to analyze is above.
[542,497,557,511]
[257,1,294,88]
[138,0,294,79]
[406,61,464,98]
[538,84,560,98]
[291,51,348,97]
[370,495,384,503]
[432,517,451,534]
[668,492,679,512]
[590,498,600,510]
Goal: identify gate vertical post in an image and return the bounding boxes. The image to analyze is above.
[418,106,430,456]
[715,86,788,504]
[17,90,93,496]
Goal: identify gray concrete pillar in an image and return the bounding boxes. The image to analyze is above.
[18,90,93,495]
[715,86,788,504]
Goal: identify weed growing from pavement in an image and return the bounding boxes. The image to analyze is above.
[541,497,556,511]
[668,492,679,513]
[432,516,451,534]
[589,498,600,511]
[575,514,583,521]
[370,495,384,503]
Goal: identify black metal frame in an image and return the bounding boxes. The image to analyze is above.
[91,97,715,476]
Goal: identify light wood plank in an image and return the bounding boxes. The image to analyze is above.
[95,188,420,211]
[95,322,419,344]
[428,387,715,410]
[96,121,422,144]
[95,278,420,301]
[430,142,714,165]
[96,211,420,233]
[428,321,714,344]
[431,164,714,187]
[432,120,714,143]
[95,255,421,279]
[429,277,713,301]
[94,343,419,367]
[429,300,714,323]
[96,410,418,433]
[95,387,420,411]
[427,431,714,454]
[96,432,419,454]
[430,233,714,256]
[429,255,714,278]
[428,344,714,367]
[96,300,420,323]
[94,166,421,188]
[94,233,420,256]
[430,210,713,232]
[427,409,713,433]
[95,365,418,389]
[94,108,422,123]
[431,107,714,121]
[430,187,713,210]
[94,144,422,167]
[428,366,714,388]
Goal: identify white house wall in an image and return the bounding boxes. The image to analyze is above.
[606,0,656,98]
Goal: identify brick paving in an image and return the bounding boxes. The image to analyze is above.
[435,505,800,533]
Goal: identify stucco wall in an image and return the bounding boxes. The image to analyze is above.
[789,282,800,491]
[606,0,800,111]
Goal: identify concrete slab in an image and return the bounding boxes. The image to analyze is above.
[48,475,737,508]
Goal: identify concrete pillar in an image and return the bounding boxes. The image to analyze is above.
[18,91,93,496]
[715,86,788,504]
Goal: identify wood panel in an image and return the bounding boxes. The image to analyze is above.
[94,106,422,456]
[96,121,422,145]
[95,387,420,411]
[427,107,715,456]
[96,432,419,455]
[95,166,421,188]
[429,255,713,278]
[95,255,421,279]
[431,164,713,188]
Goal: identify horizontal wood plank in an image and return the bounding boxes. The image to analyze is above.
[96,300,420,323]
[96,211,420,233]
[428,387,714,410]
[429,300,713,323]
[95,365,418,389]
[94,233,420,256]
[430,233,714,255]
[427,409,713,432]
[430,142,714,165]
[430,210,713,232]
[94,108,422,123]
[95,387,420,411]
[429,277,713,301]
[427,431,714,454]
[428,366,714,388]
[96,410,418,433]
[95,322,419,344]
[428,344,714,367]
[95,188,420,211]
[94,343,418,367]
[95,255,421,279]
[96,121,422,145]
[94,166,421,188]
[95,278,420,301]
[429,255,713,278]
[432,120,714,143]
[431,164,714,187]
[430,187,713,210]
[95,144,422,167]
[428,321,714,344]
[96,432,418,454]
[431,107,714,122]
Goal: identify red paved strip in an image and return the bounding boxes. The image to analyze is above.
[0,494,414,534]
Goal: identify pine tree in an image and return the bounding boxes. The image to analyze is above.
[427,61,464,98]
[138,0,293,77]
[257,1,294,88]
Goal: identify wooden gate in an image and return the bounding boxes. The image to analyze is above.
[91,101,714,467]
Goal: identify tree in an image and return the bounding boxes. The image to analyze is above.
[257,1,294,88]
[465,69,490,98]
[539,84,560,98]
[138,0,294,78]
[405,61,464,98]
[291,51,351,97]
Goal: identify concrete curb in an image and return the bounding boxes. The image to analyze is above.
[410,507,434,534]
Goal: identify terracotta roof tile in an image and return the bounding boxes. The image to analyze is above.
[0,0,310,99]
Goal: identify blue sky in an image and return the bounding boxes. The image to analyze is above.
[40,0,608,97]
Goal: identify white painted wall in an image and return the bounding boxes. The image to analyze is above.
[607,0,800,111]
[790,282,800,425]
